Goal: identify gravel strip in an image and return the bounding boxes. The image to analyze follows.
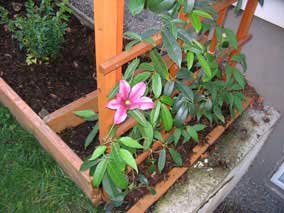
[69,0,162,34]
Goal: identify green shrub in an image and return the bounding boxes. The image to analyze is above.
[0,0,72,65]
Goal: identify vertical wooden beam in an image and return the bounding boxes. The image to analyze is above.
[231,0,258,57]
[94,0,124,140]
[208,8,228,54]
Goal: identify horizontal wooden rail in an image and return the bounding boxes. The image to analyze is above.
[43,90,99,133]
[99,0,237,75]
[128,96,253,213]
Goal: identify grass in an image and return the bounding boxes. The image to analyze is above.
[0,105,100,212]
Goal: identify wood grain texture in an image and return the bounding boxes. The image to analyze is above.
[0,78,101,204]
[94,0,124,139]
[127,97,253,213]
[43,90,99,133]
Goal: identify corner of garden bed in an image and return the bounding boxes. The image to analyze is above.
[152,106,281,213]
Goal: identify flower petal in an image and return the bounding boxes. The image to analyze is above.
[114,107,128,124]
[129,82,146,101]
[106,99,121,110]
[118,80,131,99]
[129,97,155,110]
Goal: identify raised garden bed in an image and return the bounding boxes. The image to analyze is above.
[0,0,260,212]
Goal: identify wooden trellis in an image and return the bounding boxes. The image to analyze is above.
[0,0,258,211]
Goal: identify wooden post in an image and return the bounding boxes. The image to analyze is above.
[230,0,258,57]
[94,0,124,140]
[208,8,228,54]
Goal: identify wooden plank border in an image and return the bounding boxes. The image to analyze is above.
[0,78,101,204]
[127,97,253,213]
[43,90,99,133]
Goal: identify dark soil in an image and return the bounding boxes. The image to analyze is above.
[59,122,99,160]
[0,0,96,114]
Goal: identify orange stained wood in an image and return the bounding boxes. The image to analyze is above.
[230,0,258,58]
[0,78,101,204]
[127,97,253,213]
[44,90,99,133]
[208,8,228,54]
[94,0,124,140]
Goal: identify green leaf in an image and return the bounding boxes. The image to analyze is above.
[177,28,193,44]
[233,68,246,89]
[152,72,162,98]
[74,110,98,121]
[215,25,223,42]
[80,159,100,171]
[234,0,243,13]
[119,137,144,149]
[147,0,176,13]
[187,126,199,142]
[174,103,188,127]
[189,13,202,33]
[176,81,194,102]
[161,29,182,67]
[224,28,238,49]
[192,9,213,20]
[184,0,195,13]
[173,128,182,145]
[150,49,169,79]
[123,58,140,80]
[160,95,174,106]
[85,122,99,148]
[139,62,154,71]
[196,53,212,82]
[213,106,225,123]
[154,130,164,142]
[124,31,142,41]
[163,80,175,96]
[90,145,107,161]
[150,101,161,126]
[169,148,182,166]
[120,148,138,173]
[176,68,193,80]
[102,173,122,203]
[129,110,148,127]
[138,122,154,149]
[108,83,119,99]
[93,159,108,188]
[131,71,151,85]
[158,149,166,173]
[232,53,247,72]
[161,103,173,131]
[187,52,194,71]
[110,143,126,172]
[125,40,140,51]
[107,161,128,190]
[128,0,145,16]
[192,124,207,132]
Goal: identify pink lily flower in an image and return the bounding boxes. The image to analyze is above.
[107,80,154,124]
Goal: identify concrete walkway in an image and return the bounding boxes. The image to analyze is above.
[215,9,284,212]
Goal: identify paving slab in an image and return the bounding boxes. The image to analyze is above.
[150,106,281,213]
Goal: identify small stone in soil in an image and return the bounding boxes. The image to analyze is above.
[38,108,49,118]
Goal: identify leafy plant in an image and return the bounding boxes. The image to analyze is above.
[0,0,72,64]
[77,0,263,208]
